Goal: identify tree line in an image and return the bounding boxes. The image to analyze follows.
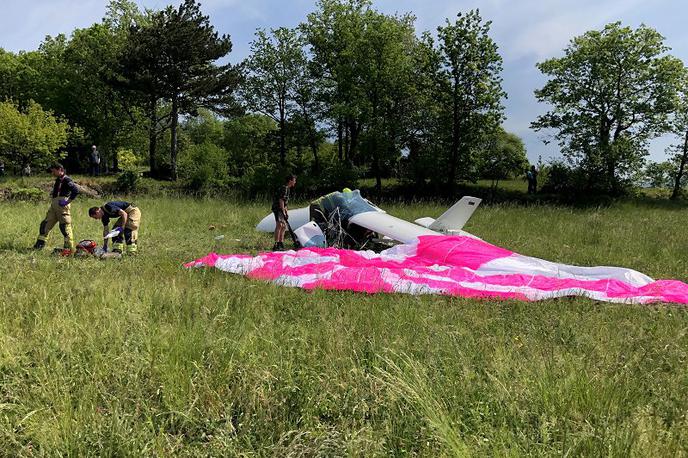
[1,0,687,199]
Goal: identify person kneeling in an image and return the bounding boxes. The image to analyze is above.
[88,201,141,254]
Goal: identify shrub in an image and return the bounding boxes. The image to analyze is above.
[117,149,139,171]
[116,170,140,193]
[239,163,279,196]
[539,161,586,195]
[8,187,43,201]
[318,162,361,192]
[178,142,229,192]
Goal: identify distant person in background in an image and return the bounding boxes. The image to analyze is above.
[527,165,538,194]
[22,164,31,176]
[0,161,5,177]
[271,174,297,251]
[90,145,101,176]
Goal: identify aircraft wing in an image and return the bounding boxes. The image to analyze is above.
[349,211,439,244]
[256,206,440,244]
[256,207,310,232]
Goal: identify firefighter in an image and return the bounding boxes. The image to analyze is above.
[33,163,78,254]
[88,201,142,254]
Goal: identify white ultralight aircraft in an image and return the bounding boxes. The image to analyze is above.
[256,190,482,245]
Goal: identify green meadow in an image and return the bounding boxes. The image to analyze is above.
[0,180,687,455]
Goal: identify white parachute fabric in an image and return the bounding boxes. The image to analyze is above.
[186,235,688,304]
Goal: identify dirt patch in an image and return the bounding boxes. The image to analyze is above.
[35,180,102,198]
[75,183,101,198]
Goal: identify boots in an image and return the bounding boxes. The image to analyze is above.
[33,239,46,250]
[272,241,285,251]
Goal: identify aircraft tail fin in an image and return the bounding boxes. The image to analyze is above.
[414,196,482,233]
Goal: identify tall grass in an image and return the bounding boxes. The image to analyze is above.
[0,193,687,455]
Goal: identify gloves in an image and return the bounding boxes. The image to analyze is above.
[58,199,69,207]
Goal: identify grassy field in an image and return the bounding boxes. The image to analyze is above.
[1,178,688,455]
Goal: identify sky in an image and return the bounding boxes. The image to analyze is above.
[1,0,686,163]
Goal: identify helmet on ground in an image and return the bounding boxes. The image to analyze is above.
[342,188,352,193]
[76,239,97,255]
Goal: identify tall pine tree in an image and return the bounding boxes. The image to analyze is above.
[117,0,240,179]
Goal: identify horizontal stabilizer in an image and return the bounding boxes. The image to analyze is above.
[426,196,482,232]
[414,217,436,228]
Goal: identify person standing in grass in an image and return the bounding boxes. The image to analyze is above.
[88,201,142,254]
[89,145,101,176]
[527,165,538,194]
[271,174,297,251]
[33,163,79,253]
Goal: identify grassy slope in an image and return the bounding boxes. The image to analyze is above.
[0,183,687,455]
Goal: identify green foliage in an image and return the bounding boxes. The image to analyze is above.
[242,27,307,165]
[178,142,229,192]
[239,163,280,195]
[303,0,420,191]
[533,22,685,194]
[434,10,506,186]
[0,100,70,170]
[8,186,43,201]
[666,79,688,199]
[118,0,241,180]
[116,170,140,193]
[539,161,590,196]
[477,128,529,183]
[183,109,224,146]
[644,161,675,189]
[222,114,277,175]
[117,148,139,171]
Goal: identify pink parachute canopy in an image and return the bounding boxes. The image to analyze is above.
[185,235,688,304]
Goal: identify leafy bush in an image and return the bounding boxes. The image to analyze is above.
[178,142,229,192]
[318,161,361,192]
[239,163,279,196]
[117,149,139,171]
[116,170,140,193]
[8,187,43,201]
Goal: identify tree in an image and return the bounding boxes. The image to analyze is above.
[222,114,277,176]
[644,161,674,189]
[3,1,147,172]
[434,10,506,189]
[0,100,70,171]
[532,22,685,194]
[355,10,418,193]
[118,0,240,180]
[401,32,443,190]
[304,0,423,192]
[667,76,688,199]
[477,128,528,191]
[242,27,307,166]
[303,0,371,164]
[54,22,141,171]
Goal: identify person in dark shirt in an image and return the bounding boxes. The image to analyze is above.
[88,201,142,254]
[527,165,538,194]
[33,163,79,253]
[271,174,296,251]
